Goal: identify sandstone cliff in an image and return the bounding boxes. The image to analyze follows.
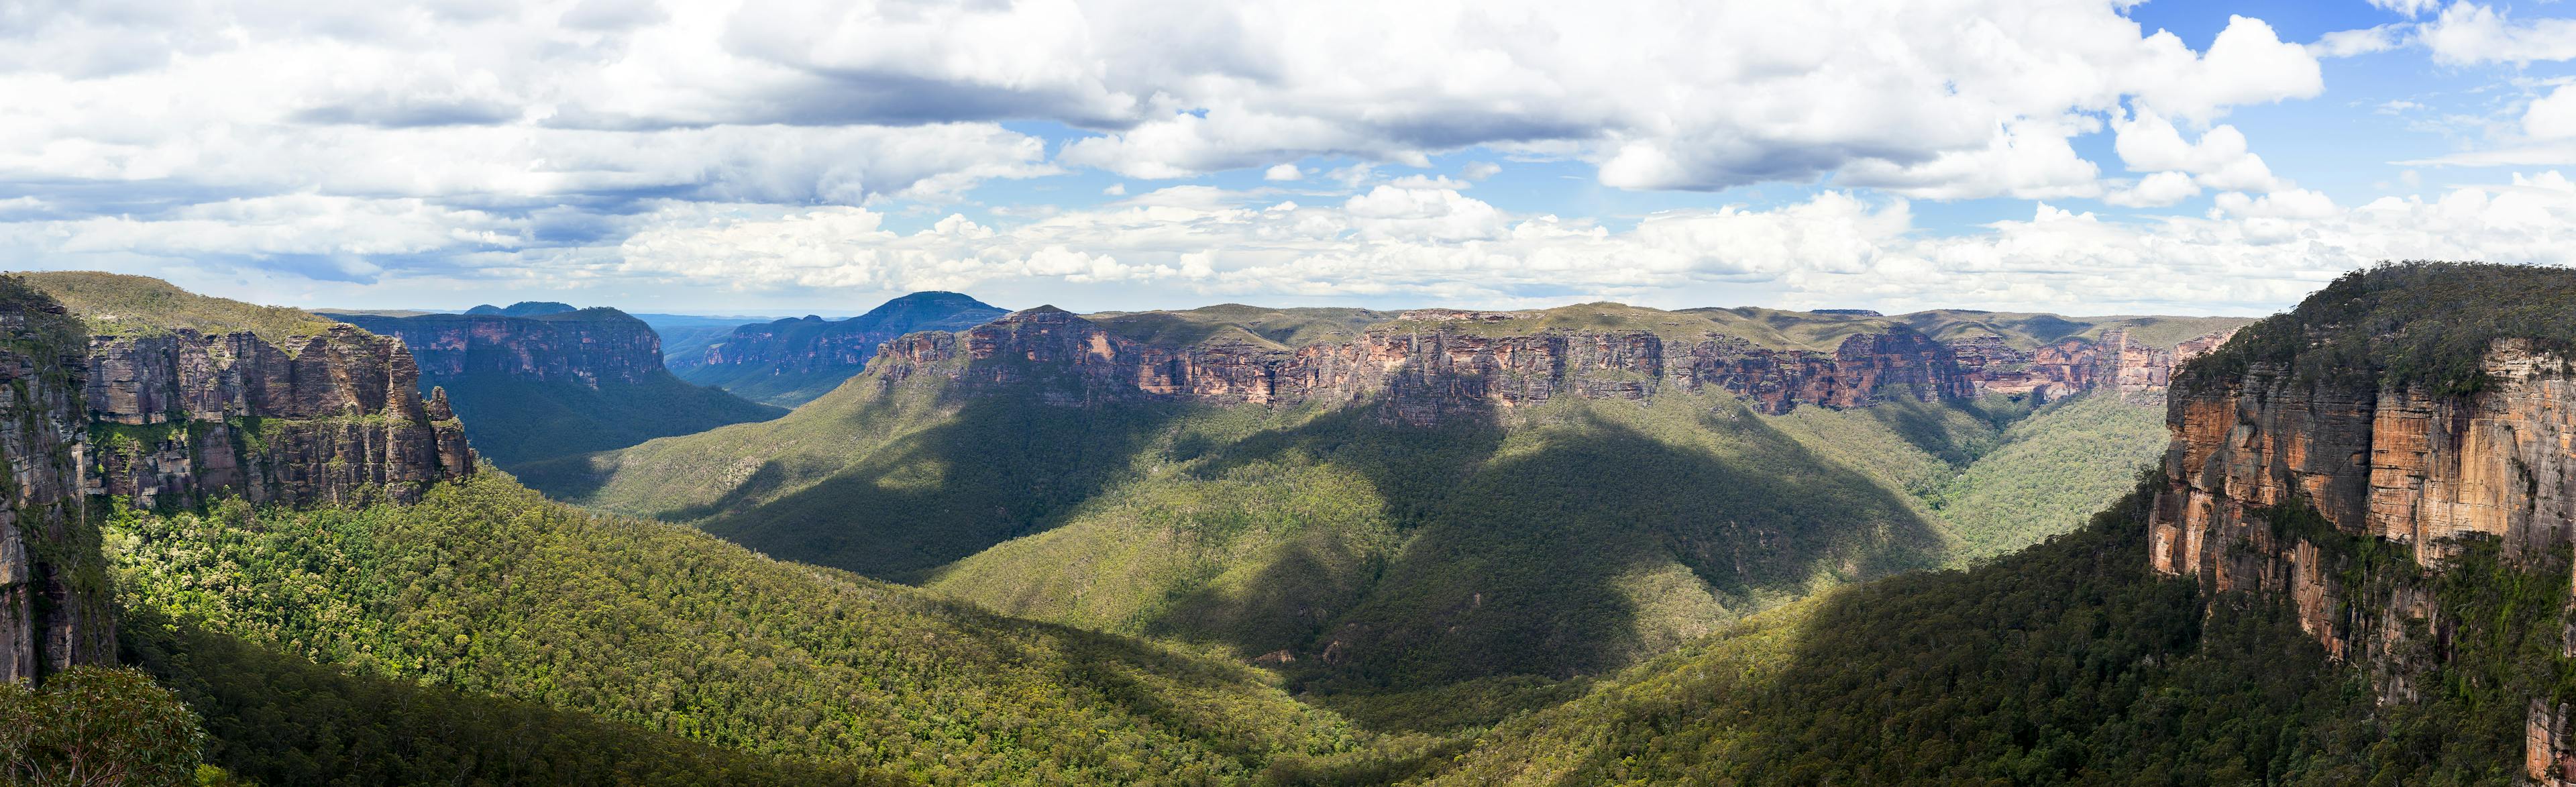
[0,284,113,684]
[2141,263,2576,784]
[869,305,2236,423]
[80,325,476,509]
[2,272,481,683]
[335,308,667,389]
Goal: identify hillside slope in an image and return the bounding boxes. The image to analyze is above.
[110,474,1378,785]
[681,291,1008,407]
[335,306,782,467]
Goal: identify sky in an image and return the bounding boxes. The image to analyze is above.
[6,0,2576,317]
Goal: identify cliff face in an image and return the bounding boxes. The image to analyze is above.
[871,307,2232,423]
[2146,339,2576,783]
[1953,327,2230,398]
[335,309,665,389]
[81,325,476,509]
[0,291,113,683]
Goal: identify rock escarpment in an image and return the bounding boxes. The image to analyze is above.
[0,286,113,684]
[2141,262,2576,784]
[872,306,2235,423]
[335,308,667,389]
[81,325,476,509]
[2149,340,2576,782]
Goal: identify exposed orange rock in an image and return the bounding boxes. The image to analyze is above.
[2147,337,2576,771]
[875,307,2231,423]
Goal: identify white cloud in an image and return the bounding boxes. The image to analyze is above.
[1460,161,1501,180]
[2126,16,2323,121]
[2104,171,2201,207]
[2528,86,2576,140]
[1102,182,1127,196]
[2214,188,2339,220]
[1263,163,1304,181]
[2112,111,2287,193]
[2309,25,2407,58]
[2419,3,2576,66]
[287,171,2556,315]
[2367,0,2443,17]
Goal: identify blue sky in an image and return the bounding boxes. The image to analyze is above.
[4,0,2575,317]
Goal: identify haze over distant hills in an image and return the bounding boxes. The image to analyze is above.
[678,291,1010,407]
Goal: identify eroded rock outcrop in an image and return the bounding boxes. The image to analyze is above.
[80,325,475,509]
[869,307,2218,423]
[0,289,112,683]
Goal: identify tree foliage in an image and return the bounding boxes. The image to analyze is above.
[1428,481,2576,785]
[0,666,206,787]
[107,474,1368,786]
[2186,261,2576,396]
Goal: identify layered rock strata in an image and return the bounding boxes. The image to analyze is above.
[2145,339,2576,782]
[873,307,2226,423]
[80,325,475,509]
[0,292,112,684]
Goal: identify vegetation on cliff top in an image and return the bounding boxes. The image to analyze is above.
[15,270,338,344]
[2184,260,2576,396]
[109,473,1373,785]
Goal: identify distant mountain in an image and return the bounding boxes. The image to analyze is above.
[334,307,782,467]
[463,301,576,317]
[627,312,786,374]
[523,301,2247,728]
[678,291,1008,407]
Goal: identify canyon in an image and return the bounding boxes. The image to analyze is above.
[332,304,780,466]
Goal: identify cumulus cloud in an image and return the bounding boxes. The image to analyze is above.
[2112,111,2287,193]
[2528,86,2576,140]
[2418,3,2576,66]
[0,0,2514,316]
[2104,171,2201,207]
